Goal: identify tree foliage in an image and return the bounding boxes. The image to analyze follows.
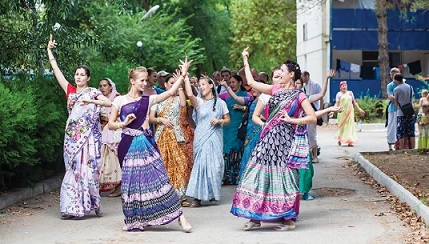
[229,0,297,73]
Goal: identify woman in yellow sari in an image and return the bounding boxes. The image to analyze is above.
[334,81,365,146]
[149,75,191,207]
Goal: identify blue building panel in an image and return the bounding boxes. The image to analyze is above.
[332,9,429,50]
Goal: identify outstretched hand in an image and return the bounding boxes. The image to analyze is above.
[326,69,336,79]
[242,47,249,62]
[47,34,57,51]
[179,57,193,77]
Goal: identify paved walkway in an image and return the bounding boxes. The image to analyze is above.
[0,126,410,243]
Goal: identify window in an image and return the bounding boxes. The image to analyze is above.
[362,51,401,67]
[303,23,307,41]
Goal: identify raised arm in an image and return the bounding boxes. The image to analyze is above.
[47,34,69,93]
[155,57,192,104]
[309,70,335,103]
[183,76,198,107]
[219,79,246,105]
[242,48,272,95]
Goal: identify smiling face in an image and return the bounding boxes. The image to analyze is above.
[131,72,148,92]
[279,64,294,85]
[229,76,242,92]
[99,79,112,96]
[198,78,214,98]
[74,68,90,87]
[340,83,348,92]
[148,71,157,86]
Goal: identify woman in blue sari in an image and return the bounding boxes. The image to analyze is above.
[183,76,230,207]
[218,75,253,185]
[108,59,192,232]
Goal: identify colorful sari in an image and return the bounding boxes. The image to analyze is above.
[185,97,226,201]
[60,87,102,217]
[337,91,357,145]
[116,95,182,231]
[231,89,309,221]
[154,96,190,201]
[220,90,251,185]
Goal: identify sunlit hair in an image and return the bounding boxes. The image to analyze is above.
[129,66,147,80]
[75,65,91,77]
[128,66,147,92]
[199,76,217,111]
[283,60,301,81]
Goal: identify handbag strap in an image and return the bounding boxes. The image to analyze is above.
[397,85,412,107]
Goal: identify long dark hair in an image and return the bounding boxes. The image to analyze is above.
[231,74,246,91]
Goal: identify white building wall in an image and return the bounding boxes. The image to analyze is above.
[297,0,331,103]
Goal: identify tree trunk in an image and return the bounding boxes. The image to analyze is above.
[376,0,389,99]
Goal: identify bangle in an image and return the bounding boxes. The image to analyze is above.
[300,118,304,125]
[157,118,161,124]
[178,88,183,91]
[49,58,55,61]
[242,106,247,111]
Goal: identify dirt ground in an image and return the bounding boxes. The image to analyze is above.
[362,150,429,206]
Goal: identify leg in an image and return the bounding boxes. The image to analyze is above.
[178,215,192,233]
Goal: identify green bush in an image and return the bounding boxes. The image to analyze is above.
[0,76,66,191]
[355,92,387,123]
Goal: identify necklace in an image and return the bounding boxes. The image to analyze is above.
[127,93,141,99]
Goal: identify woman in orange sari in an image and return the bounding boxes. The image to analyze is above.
[334,81,365,146]
[149,75,191,207]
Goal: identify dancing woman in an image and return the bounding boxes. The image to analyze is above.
[231,48,316,231]
[108,58,192,232]
[47,34,112,219]
[183,76,230,207]
[149,75,191,207]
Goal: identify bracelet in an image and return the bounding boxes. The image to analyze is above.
[157,118,161,124]
[101,100,105,106]
[49,58,55,61]
[300,118,304,125]
[242,106,247,111]
[178,88,183,91]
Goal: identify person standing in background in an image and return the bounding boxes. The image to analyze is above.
[386,67,401,150]
[301,71,322,163]
[98,78,122,197]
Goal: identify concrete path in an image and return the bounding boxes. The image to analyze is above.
[0,126,409,243]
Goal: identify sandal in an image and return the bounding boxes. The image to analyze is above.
[95,209,104,217]
[274,220,295,231]
[181,200,191,207]
[107,189,121,197]
[60,214,74,220]
[242,221,261,231]
[191,199,201,207]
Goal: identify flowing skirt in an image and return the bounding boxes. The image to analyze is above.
[60,136,101,217]
[99,144,121,192]
[121,130,182,231]
[186,130,224,201]
[156,127,191,200]
[231,124,300,221]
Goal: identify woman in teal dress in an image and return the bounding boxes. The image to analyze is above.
[218,75,253,185]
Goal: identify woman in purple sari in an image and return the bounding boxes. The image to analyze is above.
[47,35,112,220]
[231,48,317,231]
[108,58,192,232]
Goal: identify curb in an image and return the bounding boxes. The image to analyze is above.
[355,153,429,227]
[0,175,62,210]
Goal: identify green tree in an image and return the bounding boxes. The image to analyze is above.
[229,0,296,73]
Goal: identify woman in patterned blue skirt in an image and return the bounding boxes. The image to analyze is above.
[108,59,192,232]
